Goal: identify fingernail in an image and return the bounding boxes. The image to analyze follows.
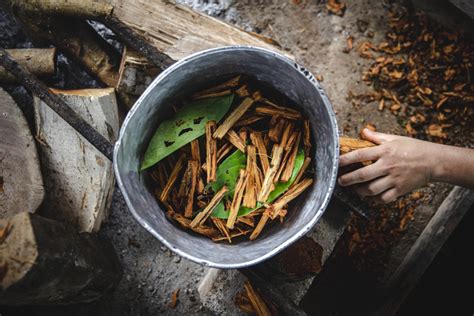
[338,177,344,186]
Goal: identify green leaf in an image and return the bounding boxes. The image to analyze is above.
[141,94,234,170]
[209,164,246,198]
[217,150,246,174]
[211,149,306,219]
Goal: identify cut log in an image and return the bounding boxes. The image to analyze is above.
[0,88,44,219]
[105,0,291,61]
[0,212,121,305]
[0,48,55,83]
[116,47,160,108]
[34,88,119,233]
[17,15,120,87]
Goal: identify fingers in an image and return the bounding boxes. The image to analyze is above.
[338,160,388,186]
[373,188,399,204]
[353,176,393,196]
[339,146,384,167]
[361,128,399,145]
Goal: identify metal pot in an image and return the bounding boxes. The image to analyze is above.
[113,46,339,268]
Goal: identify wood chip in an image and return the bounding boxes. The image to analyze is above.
[269,178,313,219]
[184,160,199,218]
[238,127,248,144]
[227,169,248,229]
[211,217,232,243]
[238,215,255,227]
[268,118,285,142]
[281,132,301,182]
[235,84,250,97]
[225,129,247,152]
[243,281,272,316]
[243,145,257,208]
[206,120,217,183]
[168,211,219,238]
[250,131,270,173]
[191,75,241,98]
[303,120,311,155]
[0,222,11,243]
[234,114,265,127]
[339,136,376,154]
[258,145,284,203]
[169,288,180,309]
[190,186,228,228]
[280,121,294,148]
[213,97,254,139]
[160,154,186,202]
[255,104,302,120]
[249,211,270,241]
[216,142,233,163]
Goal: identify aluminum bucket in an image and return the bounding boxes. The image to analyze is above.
[113,46,339,268]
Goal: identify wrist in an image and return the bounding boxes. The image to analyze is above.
[426,142,447,183]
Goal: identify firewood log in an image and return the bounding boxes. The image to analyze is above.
[0,48,55,83]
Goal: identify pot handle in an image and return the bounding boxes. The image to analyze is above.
[339,136,376,154]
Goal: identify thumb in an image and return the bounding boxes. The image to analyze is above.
[361,128,398,144]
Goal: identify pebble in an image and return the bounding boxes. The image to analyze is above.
[173,256,182,263]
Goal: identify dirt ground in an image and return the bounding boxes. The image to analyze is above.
[1,0,472,315]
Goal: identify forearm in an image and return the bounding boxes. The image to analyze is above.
[430,144,474,189]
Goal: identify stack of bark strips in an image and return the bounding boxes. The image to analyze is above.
[34,88,119,233]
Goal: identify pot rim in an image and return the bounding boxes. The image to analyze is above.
[113,45,340,268]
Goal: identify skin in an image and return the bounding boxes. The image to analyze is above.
[338,128,474,204]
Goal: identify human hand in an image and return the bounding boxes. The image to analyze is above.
[338,129,438,203]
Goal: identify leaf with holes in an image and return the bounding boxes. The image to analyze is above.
[141,94,234,170]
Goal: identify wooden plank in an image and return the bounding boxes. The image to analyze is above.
[34,88,119,233]
[0,88,44,219]
[106,0,291,61]
[0,212,121,305]
[378,186,474,315]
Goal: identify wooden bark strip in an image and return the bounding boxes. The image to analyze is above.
[192,90,232,100]
[238,127,248,144]
[106,0,291,61]
[190,186,228,228]
[178,160,193,197]
[34,88,119,233]
[250,131,270,173]
[249,212,270,241]
[5,0,113,19]
[225,129,247,153]
[214,97,254,139]
[279,121,294,148]
[0,212,121,305]
[235,84,250,98]
[160,154,186,202]
[258,145,284,203]
[269,178,313,219]
[0,48,55,83]
[216,142,232,164]
[184,160,199,218]
[255,105,302,120]
[206,121,217,183]
[0,88,44,219]
[227,169,248,229]
[168,211,218,238]
[192,75,241,98]
[243,281,272,316]
[243,145,257,209]
[303,119,312,155]
[281,132,301,182]
[234,114,264,127]
[339,136,376,154]
[211,218,231,243]
[268,118,285,143]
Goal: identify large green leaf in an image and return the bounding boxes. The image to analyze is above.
[209,164,246,198]
[141,94,234,170]
[211,149,306,219]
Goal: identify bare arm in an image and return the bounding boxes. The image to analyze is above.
[338,129,474,203]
